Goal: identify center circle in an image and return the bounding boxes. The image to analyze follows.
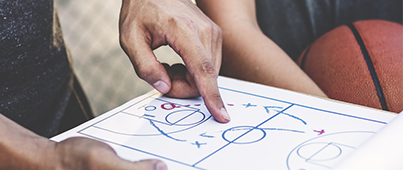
[297,142,342,161]
[165,110,205,126]
[222,126,266,144]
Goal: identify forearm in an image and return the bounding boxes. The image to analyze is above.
[0,114,56,170]
[220,23,327,97]
[197,0,326,97]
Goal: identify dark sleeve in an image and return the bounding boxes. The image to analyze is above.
[0,0,72,137]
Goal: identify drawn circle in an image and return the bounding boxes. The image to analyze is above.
[161,103,176,110]
[297,142,342,161]
[222,126,266,144]
[165,110,205,126]
[145,106,157,111]
[286,131,375,170]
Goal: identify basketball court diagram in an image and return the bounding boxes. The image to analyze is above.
[53,77,395,170]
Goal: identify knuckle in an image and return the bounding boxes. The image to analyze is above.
[167,16,178,27]
[85,146,99,163]
[119,33,130,50]
[203,91,222,104]
[119,27,135,52]
[213,93,223,102]
[210,91,222,100]
[135,65,152,79]
[200,61,218,77]
[85,143,113,169]
[168,16,197,32]
[183,18,198,33]
[200,21,214,33]
[86,150,100,170]
[135,63,156,80]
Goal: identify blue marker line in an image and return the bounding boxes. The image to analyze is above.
[261,128,304,133]
[149,120,186,142]
[219,87,387,124]
[264,106,284,114]
[191,141,206,148]
[305,142,333,161]
[281,112,307,125]
[78,92,159,134]
[77,131,206,170]
[200,132,215,138]
[144,114,155,118]
[222,127,304,134]
[193,104,294,166]
[256,104,293,128]
[330,142,356,149]
[243,103,257,108]
[171,110,199,125]
[121,111,171,126]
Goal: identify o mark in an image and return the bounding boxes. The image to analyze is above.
[161,103,176,110]
[145,106,156,111]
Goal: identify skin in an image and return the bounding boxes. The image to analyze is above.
[0,0,228,169]
[119,0,230,123]
[196,0,328,98]
[0,114,167,170]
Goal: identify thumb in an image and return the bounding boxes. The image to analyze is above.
[105,158,167,170]
[120,28,171,94]
[130,159,167,170]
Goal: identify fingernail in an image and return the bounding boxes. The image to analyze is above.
[221,107,230,121]
[153,81,170,94]
[156,161,167,170]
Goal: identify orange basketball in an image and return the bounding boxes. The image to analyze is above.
[297,20,403,113]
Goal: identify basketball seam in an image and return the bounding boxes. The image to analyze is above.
[346,23,389,111]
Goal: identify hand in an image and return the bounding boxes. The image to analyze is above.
[52,137,167,170]
[119,0,230,123]
[0,114,166,170]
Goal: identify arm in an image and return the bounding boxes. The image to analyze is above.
[197,0,327,97]
[0,114,164,170]
[119,0,230,123]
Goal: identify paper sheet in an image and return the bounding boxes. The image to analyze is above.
[334,110,403,170]
[51,76,397,170]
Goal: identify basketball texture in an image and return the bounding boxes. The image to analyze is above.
[297,20,403,113]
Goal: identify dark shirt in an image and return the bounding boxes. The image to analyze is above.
[0,0,71,137]
[255,0,403,60]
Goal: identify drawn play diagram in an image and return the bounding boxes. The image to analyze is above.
[52,77,395,170]
[287,131,375,170]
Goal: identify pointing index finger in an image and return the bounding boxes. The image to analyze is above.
[197,73,230,123]
[165,7,229,123]
[175,41,230,123]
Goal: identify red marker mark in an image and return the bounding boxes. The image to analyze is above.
[184,105,190,107]
[161,103,176,110]
[227,104,234,106]
[194,104,201,106]
[314,129,325,135]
